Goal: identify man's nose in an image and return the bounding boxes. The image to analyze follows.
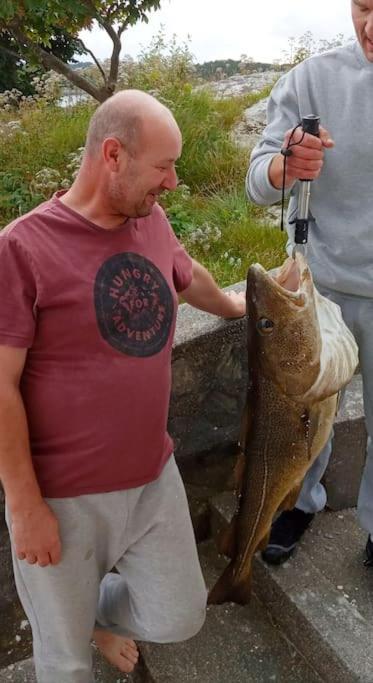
[162,166,178,191]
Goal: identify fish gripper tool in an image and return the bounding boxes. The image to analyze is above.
[291,115,320,258]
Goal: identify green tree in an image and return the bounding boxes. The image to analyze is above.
[0,1,161,102]
[0,33,29,93]
[0,28,81,94]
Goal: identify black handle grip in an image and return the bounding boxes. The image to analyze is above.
[302,115,320,137]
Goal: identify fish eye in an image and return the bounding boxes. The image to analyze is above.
[256,318,274,334]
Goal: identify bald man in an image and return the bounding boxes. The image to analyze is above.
[0,90,245,682]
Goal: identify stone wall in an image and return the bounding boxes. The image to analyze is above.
[169,282,247,459]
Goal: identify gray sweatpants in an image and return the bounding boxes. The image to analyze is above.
[296,286,373,534]
[6,456,207,683]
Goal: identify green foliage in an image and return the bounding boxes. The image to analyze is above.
[283,31,355,66]
[195,59,282,80]
[0,34,35,94]
[160,184,196,238]
[0,1,162,101]
[0,171,43,222]
[0,102,92,225]
[165,190,287,287]
[0,2,161,48]
[117,31,195,98]
[0,33,286,284]
[171,89,248,194]
[0,103,92,176]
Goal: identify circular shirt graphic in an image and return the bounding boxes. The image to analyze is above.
[94,252,174,357]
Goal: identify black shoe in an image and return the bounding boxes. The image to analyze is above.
[364,535,373,567]
[261,508,315,566]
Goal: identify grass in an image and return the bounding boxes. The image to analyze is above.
[161,188,286,286]
[0,102,93,226]
[0,82,287,285]
[0,103,93,178]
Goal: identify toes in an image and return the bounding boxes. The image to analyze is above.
[119,660,135,674]
[118,653,138,674]
[124,639,137,652]
[120,647,139,665]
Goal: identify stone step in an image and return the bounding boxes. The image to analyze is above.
[0,646,147,683]
[323,373,367,510]
[210,491,373,683]
[0,541,320,683]
[131,541,321,683]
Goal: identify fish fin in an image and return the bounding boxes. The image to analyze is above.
[257,531,270,551]
[219,448,245,559]
[279,484,302,512]
[238,395,253,455]
[218,516,238,559]
[305,410,320,461]
[335,391,342,416]
[233,449,246,495]
[208,562,252,606]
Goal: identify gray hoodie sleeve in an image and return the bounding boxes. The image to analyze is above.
[246,68,301,206]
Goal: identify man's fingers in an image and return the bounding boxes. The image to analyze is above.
[285,129,323,150]
[288,161,324,179]
[25,554,37,565]
[289,157,323,172]
[49,542,62,565]
[289,145,323,161]
[16,547,60,566]
[37,553,52,567]
[286,125,333,148]
[319,126,335,148]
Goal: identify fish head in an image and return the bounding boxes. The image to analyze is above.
[246,253,321,396]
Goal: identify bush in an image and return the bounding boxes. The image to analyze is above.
[0,172,43,223]
[0,36,286,284]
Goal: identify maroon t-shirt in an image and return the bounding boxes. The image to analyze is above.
[0,193,192,497]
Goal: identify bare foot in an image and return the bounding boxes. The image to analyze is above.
[93,628,139,673]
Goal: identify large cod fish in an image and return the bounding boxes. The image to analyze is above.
[208,252,358,605]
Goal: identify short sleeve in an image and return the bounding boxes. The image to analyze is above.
[0,235,37,347]
[168,226,193,293]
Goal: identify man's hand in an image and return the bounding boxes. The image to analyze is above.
[269,125,334,190]
[221,290,246,319]
[181,260,246,319]
[11,499,62,567]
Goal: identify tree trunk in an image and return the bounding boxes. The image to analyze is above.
[10,26,114,102]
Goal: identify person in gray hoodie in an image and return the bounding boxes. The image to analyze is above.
[246,0,373,565]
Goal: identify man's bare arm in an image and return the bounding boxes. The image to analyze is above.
[181,260,245,318]
[0,346,61,566]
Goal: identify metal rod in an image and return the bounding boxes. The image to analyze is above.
[293,115,320,252]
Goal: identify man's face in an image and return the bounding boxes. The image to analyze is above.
[109,118,182,219]
[352,0,373,61]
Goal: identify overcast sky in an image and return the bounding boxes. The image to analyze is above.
[80,0,355,64]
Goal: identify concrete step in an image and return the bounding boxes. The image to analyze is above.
[0,541,320,683]
[323,373,367,510]
[298,507,373,623]
[0,646,148,683]
[210,491,373,683]
[135,540,321,683]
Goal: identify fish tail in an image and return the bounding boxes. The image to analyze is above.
[207,562,252,606]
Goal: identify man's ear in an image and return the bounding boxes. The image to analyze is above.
[102,137,127,171]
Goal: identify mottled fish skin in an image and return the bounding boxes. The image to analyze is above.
[208,254,358,605]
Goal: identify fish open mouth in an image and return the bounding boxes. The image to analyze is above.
[251,253,310,306]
